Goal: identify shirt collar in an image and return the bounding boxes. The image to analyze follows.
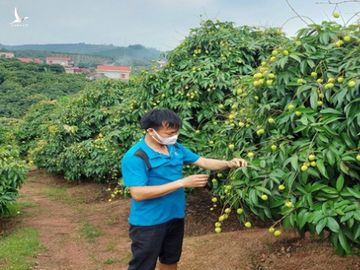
[140,137,172,159]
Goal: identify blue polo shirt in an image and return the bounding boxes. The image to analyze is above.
[121,137,200,226]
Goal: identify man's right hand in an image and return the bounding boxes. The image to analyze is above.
[179,174,209,188]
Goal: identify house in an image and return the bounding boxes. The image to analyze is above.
[33,58,43,64]
[95,65,131,80]
[87,72,107,80]
[0,52,15,58]
[64,66,89,74]
[17,57,43,64]
[46,56,73,66]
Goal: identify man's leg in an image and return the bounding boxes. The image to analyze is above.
[128,224,166,270]
[158,219,184,268]
[158,262,177,270]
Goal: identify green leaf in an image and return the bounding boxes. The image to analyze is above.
[264,207,272,219]
[327,217,340,233]
[336,175,344,192]
[340,212,353,223]
[300,60,308,74]
[290,154,298,171]
[345,187,360,199]
[297,209,309,229]
[269,199,284,208]
[278,56,288,69]
[354,224,360,240]
[307,59,315,68]
[339,161,350,175]
[289,54,301,63]
[326,149,336,166]
[260,160,266,168]
[316,217,328,234]
[341,156,355,162]
[316,159,328,179]
[318,134,329,143]
[338,230,352,254]
[299,115,308,125]
[320,108,342,115]
[305,194,313,208]
[249,189,259,205]
[255,186,272,196]
[310,88,318,110]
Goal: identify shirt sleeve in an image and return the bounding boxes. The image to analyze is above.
[177,143,201,165]
[121,154,149,187]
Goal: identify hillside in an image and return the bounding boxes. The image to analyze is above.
[0,43,164,67]
[0,58,87,118]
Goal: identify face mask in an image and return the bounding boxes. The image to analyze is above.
[149,129,178,145]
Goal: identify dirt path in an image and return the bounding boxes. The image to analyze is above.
[18,169,132,270]
[13,169,360,270]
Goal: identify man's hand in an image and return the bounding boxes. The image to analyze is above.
[227,158,248,168]
[180,174,209,188]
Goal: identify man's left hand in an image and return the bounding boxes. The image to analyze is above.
[227,158,248,168]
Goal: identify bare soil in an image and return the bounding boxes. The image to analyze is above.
[1,168,359,270]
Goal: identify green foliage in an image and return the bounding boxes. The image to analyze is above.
[21,20,360,255]
[16,100,59,157]
[0,145,27,215]
[0,58,86,118]
[209,21,360,255]
[0,118,28,216]
[139,21,286,126]
[0,117,18,145]
[24,20,281,183]
[27,79,143,182]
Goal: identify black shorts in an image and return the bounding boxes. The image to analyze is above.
[128,218,185,270]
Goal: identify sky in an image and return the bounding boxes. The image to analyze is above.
[0,0,359,51]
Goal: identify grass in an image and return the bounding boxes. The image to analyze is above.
[2,201,38,218]
[0,228,42,270]
[120,253,132,264]
[105,241,116,252]
[80,223,103,242]
[43,186,67,201]
[103,258,120,265]
[42,186,86,206]
[105,216,119,226]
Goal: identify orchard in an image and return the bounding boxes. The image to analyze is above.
[6,18,360,256]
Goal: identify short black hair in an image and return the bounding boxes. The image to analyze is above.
[140,108,182,130]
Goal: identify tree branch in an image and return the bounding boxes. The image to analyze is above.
[285,0,312,25]
[316,0,360,4]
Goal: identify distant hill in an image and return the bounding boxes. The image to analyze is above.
[0,43,164,68]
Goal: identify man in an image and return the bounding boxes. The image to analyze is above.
[121,108,248,270]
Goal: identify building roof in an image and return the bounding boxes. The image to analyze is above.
[46,56,72,61]
[33,58,43,64]
[17,57,43,63]
[96,65,131,72]
[17,57,32,63]
[65,66,88,73]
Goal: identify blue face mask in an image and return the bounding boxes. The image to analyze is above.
[149,129,178,145]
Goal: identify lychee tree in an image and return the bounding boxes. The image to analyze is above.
[209,21,360,255]
[28,79,144,182]
[0,117,27,215]
[138,20,287,140]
